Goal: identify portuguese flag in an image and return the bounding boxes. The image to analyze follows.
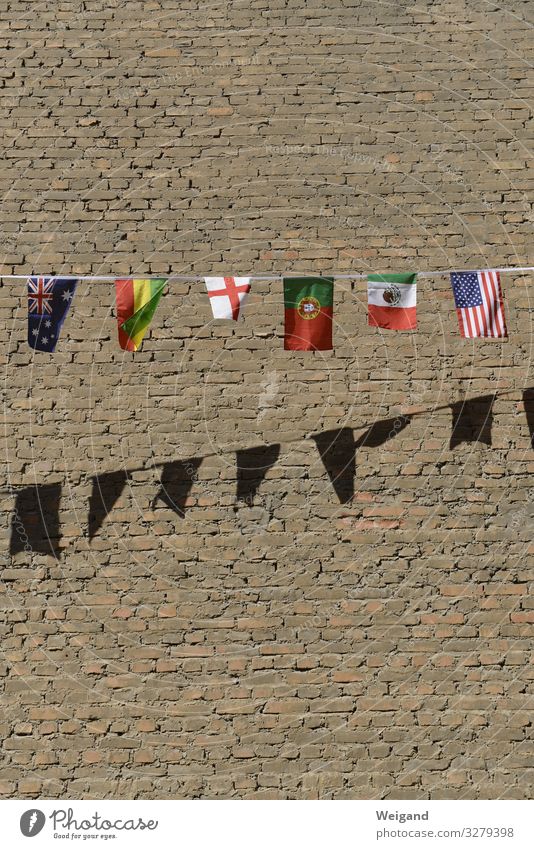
[284,277,334,351]
[115,278,166,351]
[368,272,417,330]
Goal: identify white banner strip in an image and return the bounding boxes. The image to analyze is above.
[2,799,533,848]
[0,267,533,282]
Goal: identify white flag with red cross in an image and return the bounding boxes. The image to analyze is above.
[204,276,251,321]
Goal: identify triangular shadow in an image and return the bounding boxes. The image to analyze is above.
[10,483,62,557]
[312,428,356,504]
[450,394,496,449]
[522,388,534,448]
[153,458,203,517]
[88,470,130,540]
[236,444,281,506]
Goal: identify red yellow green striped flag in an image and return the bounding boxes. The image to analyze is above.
[115,278,166,351]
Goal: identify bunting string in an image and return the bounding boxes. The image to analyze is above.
[1,266,534,282]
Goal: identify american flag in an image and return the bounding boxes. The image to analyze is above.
[450,270,508,338]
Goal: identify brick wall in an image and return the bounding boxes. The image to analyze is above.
[0,0,533,799]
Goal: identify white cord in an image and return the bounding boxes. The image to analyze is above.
[1,267,534,282]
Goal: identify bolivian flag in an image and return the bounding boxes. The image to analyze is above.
[115,278,166,351]
[283,277,334,351]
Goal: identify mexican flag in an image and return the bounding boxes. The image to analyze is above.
[368,272,417,331]
[284,277,334,351]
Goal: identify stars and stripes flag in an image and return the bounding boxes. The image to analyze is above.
[450,270,508,339]
[27,277,78,352]
[204,276,251,320]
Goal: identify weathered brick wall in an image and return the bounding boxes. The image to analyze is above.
[0,0,533,799]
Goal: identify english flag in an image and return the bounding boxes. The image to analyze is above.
[204,276,251,321]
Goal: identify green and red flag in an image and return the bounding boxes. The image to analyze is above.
[115,278,166,351]
[283,277,334,351]
[368,272,417,331]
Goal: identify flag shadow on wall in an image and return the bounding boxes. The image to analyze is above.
[450,394,496,449]
[88,470,131,540]
[236,444,281,505]
[312,428,356,504]
[312,416,411,504]
[10,483,62,557]
[356,415,412,449]
[152,458,203,517]
[522,388,534,448]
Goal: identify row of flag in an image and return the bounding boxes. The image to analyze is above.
[26,270,508,353]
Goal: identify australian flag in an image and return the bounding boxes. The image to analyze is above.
[27,277,78,352]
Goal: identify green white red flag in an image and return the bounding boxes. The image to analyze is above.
[283,277,334,351]
[368,272,417,330]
